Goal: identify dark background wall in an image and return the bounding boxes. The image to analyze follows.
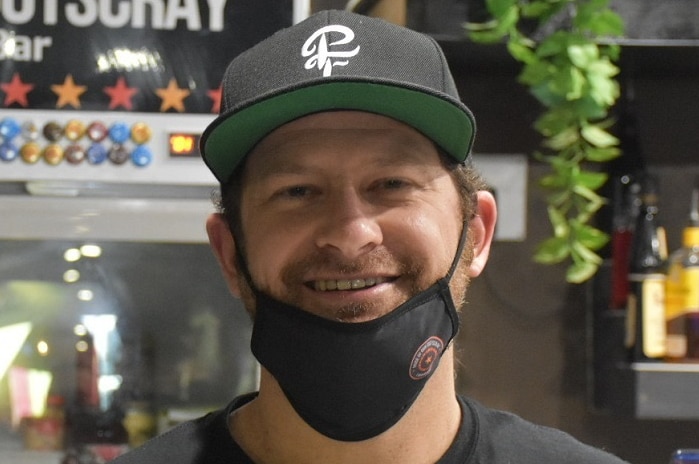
[443,42,699,464]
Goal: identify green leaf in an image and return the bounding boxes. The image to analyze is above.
[486,0,517,18]
[539,173,567,189]
[586,10,625,36]
[534,236,570,264]
[469,28,508,43]
[469,4,520,42]
[543,126,580,150]
[548,206,569,237]
[572,240,603,265]
[534,107,578,136]
[571,95,607,119]
[566,260,598,283]
[507,39,536,64]
[464,19,499,32]
[520,2,552,18]
[521,0,568,20]
[548,66,586,101]
[568,67,586,100]
[572,183,604,203]
[531,150,547,162]
[530,85,561,107]
[574,0,610,29]
[546,189,572,208]
[588,58,620,77]
[568,43,599,68]
[585,146,621,162]
[572,169,608,190]
[547,152,575,171]
[536,31,569,57]
[602,43,621,61]
[519,60,552,87]
[497,5,520,31]
[588,72,620,107]
[581,124,619,147]
[573,223,610,250]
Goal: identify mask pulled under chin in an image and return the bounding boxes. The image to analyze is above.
[250,277,460,442]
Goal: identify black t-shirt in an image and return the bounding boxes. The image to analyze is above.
[112,394,628,463]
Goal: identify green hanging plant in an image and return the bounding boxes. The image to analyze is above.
[466,0,625,283]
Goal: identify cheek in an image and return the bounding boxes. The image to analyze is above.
[394,210,461,275]
[241,218,308,292]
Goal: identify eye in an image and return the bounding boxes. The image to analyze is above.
[285,185,310,197]
[272,184,317,201]
[383,178,407,189]
[372,178,412,192]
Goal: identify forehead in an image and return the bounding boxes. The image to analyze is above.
[244,111,442,176]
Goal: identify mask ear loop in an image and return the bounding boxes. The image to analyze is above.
[436,221,470,338]
[444,221,470,283]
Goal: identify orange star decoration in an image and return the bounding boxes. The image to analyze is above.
[1,73,34,107]
[51,74,87,109]
[104,77,138,110]
[155,78,190,112]
[207,86,222,113]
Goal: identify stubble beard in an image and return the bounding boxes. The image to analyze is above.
[234,232,475,320]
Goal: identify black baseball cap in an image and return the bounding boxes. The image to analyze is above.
[200,9,476,183]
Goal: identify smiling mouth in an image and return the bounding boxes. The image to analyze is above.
[313,277,389,291]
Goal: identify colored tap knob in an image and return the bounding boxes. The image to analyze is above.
[43,144,64,165]
[64,120,87,141]
[86,143,108,165]
[109,122,130,144]
[43,121,63,142]
[131,122,152,145]
[20,142,42,164]
[87,121,108,142]
[22,121,39,141]
[0,118,21,140]
[65,144,86,164]
[108,144,130,165]
[0,141,19,161]
[131,145,153,167]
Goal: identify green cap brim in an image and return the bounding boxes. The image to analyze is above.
[202,81,475,183]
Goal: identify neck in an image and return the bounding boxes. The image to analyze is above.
[229,347,461,464]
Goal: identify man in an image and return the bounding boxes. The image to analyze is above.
[113,9,628,464]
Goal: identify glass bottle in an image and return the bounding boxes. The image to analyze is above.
[665,184,699,360]
[610,175,640,309]
[609,78,644,310]
[625,173,668,361]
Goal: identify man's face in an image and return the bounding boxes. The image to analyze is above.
[235,111,466,322]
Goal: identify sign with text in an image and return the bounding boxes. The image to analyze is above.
[0,1,293,114]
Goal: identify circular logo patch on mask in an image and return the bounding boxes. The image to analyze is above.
[409,336,444,380]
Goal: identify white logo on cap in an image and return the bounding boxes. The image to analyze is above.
[302,25,360,77]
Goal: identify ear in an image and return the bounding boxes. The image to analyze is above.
[206,213,242,297]
[467,191,497,277]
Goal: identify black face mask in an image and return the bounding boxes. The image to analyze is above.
[248,225,467,442]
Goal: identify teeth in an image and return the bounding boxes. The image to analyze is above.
[314,277,383,291]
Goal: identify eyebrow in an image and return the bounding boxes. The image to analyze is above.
[246,130,440,181]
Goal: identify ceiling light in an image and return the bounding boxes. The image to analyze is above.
[63,269,80,283]
[77,289,93,301]
[64,248,81,262]
[80,244,102,258]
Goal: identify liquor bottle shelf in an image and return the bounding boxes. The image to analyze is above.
[597,361,699,420]
[591,304,699,421]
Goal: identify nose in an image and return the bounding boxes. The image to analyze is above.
[314,189,383,260]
